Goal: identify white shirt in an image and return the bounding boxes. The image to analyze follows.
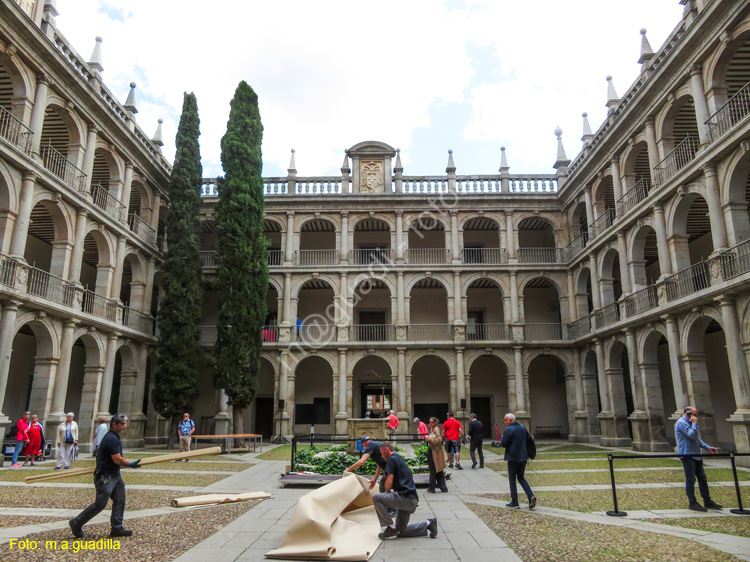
[93,423,108,447]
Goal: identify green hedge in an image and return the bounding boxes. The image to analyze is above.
[294,444,430,475]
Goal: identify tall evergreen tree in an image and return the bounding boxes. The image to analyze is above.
[214,81,268,441]
[152,93,203,446]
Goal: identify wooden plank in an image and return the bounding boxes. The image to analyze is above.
[24,446,222,484]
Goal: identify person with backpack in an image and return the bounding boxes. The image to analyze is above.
[500,413,536,509]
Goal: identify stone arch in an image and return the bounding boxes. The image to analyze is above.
[406,349,455,375]
[598,245,622,305]
[81,225,116,266]
[40,95,85,150]
[350,353,395,418]
[666,182,709,237]
[404,273,453,298]
[681,308,725,351]
[705,19,750,106]
[349,350,398,379]
[526,352,570,437]
[349,213,395,232]
[293,354,336,432]
[13,312,58,357]
[458,212,504,231]
[461,272,508,298]
[620,138,652,189]
[409,352,453,418]
[517,273,564,297]
[0,161,18,215]
[0,51,33,106]
[349,272,396,297]
[574,266,594,317]
[604,335,628,370]
[466,349,512,375]
[591,170,615,214]
[655,86,698,153]
[259,352,280,378]
[720,144,750,245]
[406,212,449,232]
[293,350,339,376]
[91,142,124,189]
[297,214,341,232]
[71,327,106,366]
[466,352,511,432]
[29,192,74,241]
[267,275,283,296]
[292,274,340,299]
[628,222,662,287]
[568,201,588,236]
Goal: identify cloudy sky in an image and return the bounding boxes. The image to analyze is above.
[56,1,685,179]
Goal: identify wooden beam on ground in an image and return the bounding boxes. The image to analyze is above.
[24,446,222,484]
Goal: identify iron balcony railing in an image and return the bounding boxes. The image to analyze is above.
[461,248,508,264]
[593,301,620,329]
[200,326,217,346]
[262,325,279,342]
[90,184,127,222]
[706,80,750,144]
[616,178,652,217]
[404,248,451,265]
[123,306,155,334]
[564,230,589,261]
[40,144,87,195]
[268,249,283,266]
[294,249,339,266]
[350,324,396,342]
[664,261,710,302]
[26,266,75,307]
[720,238,750,281]
[0,105,33,155]
[588,208,616,239]
[467,323,511,341]
[652,136,700,187]
[567,316,591,339]
[524,323,567,340]
[293,323,337,345]
[620,285,658,318]
[0,253,19,288]
[200,251,218,268]
[128,213,157,245]
[517,247,564,264]
[349,249,394,265]
[82,289,119,322]
[407,324,452,341]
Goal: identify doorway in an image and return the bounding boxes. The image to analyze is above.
[360,383,392,418]
[254,397,274,438]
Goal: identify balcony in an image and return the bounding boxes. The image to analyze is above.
[350,324,396,342]
[82,289,119,322]
[349,249,394,265]
[706,80,750,144]
[720,238,750,280]
[295,249,339,266]
[268,249,283,266]
[524,323,567,340]
[293,323,337,345]
[517,247,565,264]
[567,316,591,339]
[616,178,651,217]
[467,323,511,341]
[620,285,658,318]
[200,251,218,268]
[128,213,157,246]
[405,248,451,265]
[564,231,589,261]
[593,301,620,329]
[262,325,279,342]
[652,136,699,187]
[0,105,33,155]
[90,184,127,222]
[40,144,87,195]
[664,261,710,302]
[407,324,452,341]
[26,266,76,307]
[123,306,155,334]
[200,326,217,346]
[588,208,615,240]
[461,248,508,264]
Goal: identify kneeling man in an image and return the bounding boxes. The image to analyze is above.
[371,442,437,540]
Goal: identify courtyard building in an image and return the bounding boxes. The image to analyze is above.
[2,0,750,464]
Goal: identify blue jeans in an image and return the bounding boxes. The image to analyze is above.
[507,460,534,504]
[73,472,126,529]
[11,440,25,464]
[681,458,711,504]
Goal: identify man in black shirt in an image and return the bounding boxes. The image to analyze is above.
[468,413,484,469]
[372,442,437,540]
[344,435,387,492]
[69,414,141,539]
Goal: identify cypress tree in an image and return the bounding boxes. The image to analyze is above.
[152,92,203,446]
[214,81,268,442]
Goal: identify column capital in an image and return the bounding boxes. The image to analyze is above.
[396,209,403,217]
[286,211,295,218]
[644,115,655,127]
[87,122,99,135]
[76,207,89,218]
[22,171,38,183]
[716,295,736,307]
[690,63,703,76]
[36,72,51,85]
[1,299,22,311]
[652,202,664,214]
[63,318,80,329]
[450,209,458,218]
[702,162,718,178]
[284,271,292,280]
[125,161,134,171]
[340,211,349,218]
[107,332,122,342]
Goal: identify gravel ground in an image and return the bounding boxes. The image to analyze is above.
[0,500,261,561]
[486,468,750,486]
[519,458,685,470]
[0,488,181,511]
[24,460,251,472]
[646,516,750,538]
[480,487,743,512]
[0,516,62,529]
[0,470,230,487]
[469,504,742,562]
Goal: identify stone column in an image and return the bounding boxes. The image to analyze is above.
[589,253,602,310]
[584,186,595,229]
[703,164,728,251]
[571,347,588,439]
[81,124,98,190]
[285,212,295,265]
[718,297,750,410]
[664,314,687,416]
[127,344,149,443]
[509,271,519,323]
[67,209,88,282]
[340,211,349,264]
[214,389,230,435]
[567,270,577,322]
[594,338,611,412]
[513,346,527,415]
[29,74,50,159]
[9,172,37,258]
[149,192,162,235]
[616,231,632,295]
[652,203,673,277]
[455,347,466,417]
[120,162,134,222]
[395,210,404,263]
[610,158,623,203]
[453,270,463,327]
[335,348,348,433]
[97,333,120,416]
[689,64,710,145]
[505,211,515,261]
[625,328,649,449]
[49,319,78,421]
[644,117,660,175]
[78,364,105,447]
[0,300,21,425]
[109,236,127,300]
[450,210,460,263]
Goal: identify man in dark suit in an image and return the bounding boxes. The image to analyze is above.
[500,413,536,509]
[468,413,484,469]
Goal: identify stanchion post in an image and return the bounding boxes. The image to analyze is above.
[605,453,627,517]
[729,451,750,515]
[290,436,297,473]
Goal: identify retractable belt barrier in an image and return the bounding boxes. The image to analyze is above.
[605,451,750,517]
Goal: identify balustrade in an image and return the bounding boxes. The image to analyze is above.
[620,285,658,317]
[461,248,507,264]
[664,261,710,302]
[0,105,33,155]
[593,302,620,328]
[524,323,566,340]
[293,323,337,345]
[652,136,699,187]
[567,316,591,339]
[405,248,450,265]
[82,289,119,322]
[0,253,18,288]
[128,213,157,245]
[349,249,394,265]
[517,247,564,264]
[350,324,396,342]
[616,178,651,217]
[720,238,750,280]
[564,231,588,261]
[40,144,88,195]
[123,306,155,334]
[293,180,342,194]
[200,251,218,268]
[706,80,750,143]
[262,325,279,342]
[90,184,127,222]
[295,249,339,266]
[467,323,511,341]
[268,249,283,266]
[26,266,75,307]
[588,208,615,239]
[407,324,452,341]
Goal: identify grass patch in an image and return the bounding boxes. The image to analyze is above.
[654,517,750,538]
[469,503,740,562]
[488,468,750,487]
[522,458,684,470]
[481,487,742,512]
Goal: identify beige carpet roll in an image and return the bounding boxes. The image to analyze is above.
[171,491,272,507]
[265,472,380,561]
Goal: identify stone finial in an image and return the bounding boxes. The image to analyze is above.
[88,36,103,75]
[43,0,59,17]
[151,118,164,147]
[499,146,510,174]
[287,149,297,176]
[581,112,594,147]
[606,76,619,110]
[446,149,456,174]
[341,151,350,174]
[124,82,138,115]
[394,148,403,173]
[553,126,571,170]
[638,28,655,65]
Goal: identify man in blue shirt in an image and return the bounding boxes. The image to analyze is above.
[177,412,196,460]
[675,406,723,512]
[372,442,437,540]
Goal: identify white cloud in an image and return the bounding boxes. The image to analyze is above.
[55,0,685,178]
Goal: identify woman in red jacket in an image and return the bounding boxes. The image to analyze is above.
[22,415,44,466]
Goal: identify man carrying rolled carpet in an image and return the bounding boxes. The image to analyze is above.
[372,441,437,540]
[69,414,141,539]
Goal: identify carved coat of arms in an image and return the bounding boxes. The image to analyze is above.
[360,160,384,193]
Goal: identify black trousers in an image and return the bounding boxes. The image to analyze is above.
[427,448,447,492]
[73,472,126,529]
[470,437,484,467]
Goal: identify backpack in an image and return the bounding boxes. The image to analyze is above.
[526,430,536,460]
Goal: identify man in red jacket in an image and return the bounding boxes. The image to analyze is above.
[442,412,463,469]
[386,410,399,438]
